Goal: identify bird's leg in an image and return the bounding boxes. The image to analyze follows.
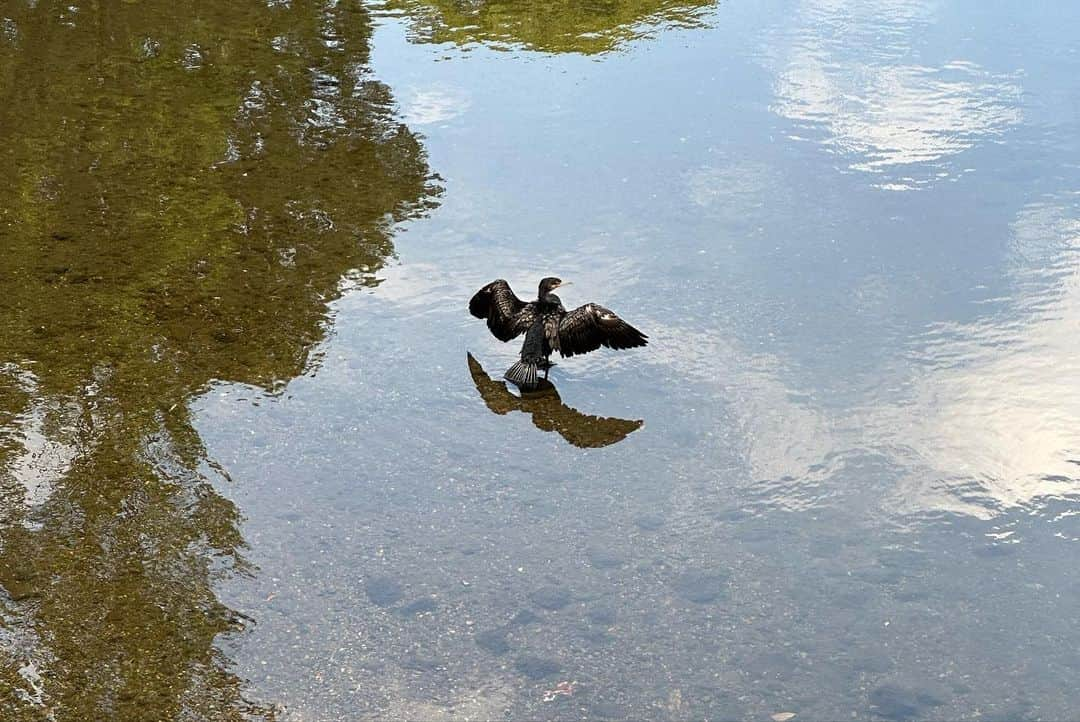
[542,356,552,379]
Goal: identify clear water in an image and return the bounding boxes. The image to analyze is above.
[2,1,1079,720]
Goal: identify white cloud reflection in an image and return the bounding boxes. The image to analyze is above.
[401,86,470,125]
[1,367,82,519]
[879,197,1080,517]
[654,197,1080,520]
[643,322,839,513]
[769,0,1022,189]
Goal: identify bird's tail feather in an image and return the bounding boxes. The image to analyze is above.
[504,360,539,390]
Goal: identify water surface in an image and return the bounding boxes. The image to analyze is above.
[2,0,1080,720]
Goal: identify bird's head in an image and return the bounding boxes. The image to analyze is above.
[538,277,568,298]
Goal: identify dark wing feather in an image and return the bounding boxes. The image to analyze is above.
[469,280,536,342]
[557,303,648,358]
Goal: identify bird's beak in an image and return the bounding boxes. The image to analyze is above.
[557,281,572,288]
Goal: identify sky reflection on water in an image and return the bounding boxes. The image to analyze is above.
[3,0,1080,719]
[195,1,1080,719]
[768,0,1023,189]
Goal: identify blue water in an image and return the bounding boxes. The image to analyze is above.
[3,0,1079,719]
[192,2,1080,718]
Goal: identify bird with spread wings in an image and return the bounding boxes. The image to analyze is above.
[469,276,647,390]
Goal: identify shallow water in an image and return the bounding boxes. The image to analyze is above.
[2,0,1080,720]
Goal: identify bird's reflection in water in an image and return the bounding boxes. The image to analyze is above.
[467,353,643,448]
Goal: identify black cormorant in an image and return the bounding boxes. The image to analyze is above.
[468,277,648,390]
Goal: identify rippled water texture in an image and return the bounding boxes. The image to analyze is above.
[2,1,1080,720]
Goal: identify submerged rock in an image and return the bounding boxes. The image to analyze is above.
[586,607,617,626]
[673,569,730,604]
[868,684,943,721]
[530,585,572,610]
[515,655,561,680]
[475,629,511,655]
[400,653,440,672]
[634,514,665,531]
[365,575,404,607]
[398,597,438,616]
[510,609,542,626]
[587,547,626,569]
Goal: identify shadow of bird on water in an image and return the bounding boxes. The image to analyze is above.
[467,353,643,449]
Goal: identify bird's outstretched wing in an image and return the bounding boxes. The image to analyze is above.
[469,280,536,342]
[557,303,648,358]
